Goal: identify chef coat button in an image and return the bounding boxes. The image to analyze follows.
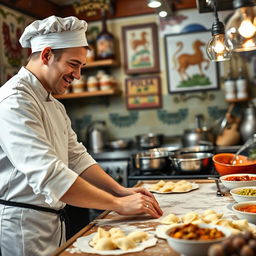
[64,131,66,135]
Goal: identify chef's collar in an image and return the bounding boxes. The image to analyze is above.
[18,67,53,102]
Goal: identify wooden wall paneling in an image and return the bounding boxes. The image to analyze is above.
[0,0,58,18]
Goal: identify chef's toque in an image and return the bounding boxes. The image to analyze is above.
[19,15,88,53]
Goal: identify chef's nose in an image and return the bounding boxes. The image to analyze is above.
[72,68,81,80]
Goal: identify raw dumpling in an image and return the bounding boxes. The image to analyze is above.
[202,209,217,216]
[150,180,166,191]
[114,236,136,250]
[127,230,148,243]
[172,183,191,192]
[159,183,175,192]
[161,213,180,224]
[232,219,249,231]
[182,212,199,223]
[109,228,125,239]
[94,237,117,250]
[175,180,188,185]
[191,219,206,225]
[89,227,110,247]
[203,213,223,223]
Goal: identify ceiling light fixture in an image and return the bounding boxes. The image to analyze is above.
[147,0,162,8]
[225,0,256,52]
[206,0,233,62]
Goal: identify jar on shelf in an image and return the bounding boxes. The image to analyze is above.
[87,76,99,92]
[99,74,112,90]
[236,67,248,99]
[71,75,86,93]
[224,71,236,100]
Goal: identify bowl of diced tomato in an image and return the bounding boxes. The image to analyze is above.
[219,173,256,190]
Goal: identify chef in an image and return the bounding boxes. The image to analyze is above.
[0,15,163,256]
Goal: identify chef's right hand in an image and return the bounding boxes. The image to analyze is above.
[114,193,163,218]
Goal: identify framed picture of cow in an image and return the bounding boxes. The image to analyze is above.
[164,30,220,94]
[122,23,160,75]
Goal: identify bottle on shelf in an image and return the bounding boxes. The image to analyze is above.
[96,10,115,60]
[224,70,236,101]
[235,67,248,100]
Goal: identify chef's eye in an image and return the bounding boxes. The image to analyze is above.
[69,62,79,68]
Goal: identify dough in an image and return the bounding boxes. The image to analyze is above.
[127,230,148,243]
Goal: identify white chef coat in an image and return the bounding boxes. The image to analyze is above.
[0,67,96,256]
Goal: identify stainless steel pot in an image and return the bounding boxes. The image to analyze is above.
[133,150,169,171]
[108,139,132,149]
[136,133,164,149]
[149,146,180,157]
[170,152,213,172]
[179,145,214,154]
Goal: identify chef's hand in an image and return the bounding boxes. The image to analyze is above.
[114,192,163,218]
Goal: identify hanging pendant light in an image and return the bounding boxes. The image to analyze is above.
[206,0,233,62]
[147,0,162,8]
[226,0,256,52]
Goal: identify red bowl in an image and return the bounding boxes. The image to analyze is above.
[213,153,256,176]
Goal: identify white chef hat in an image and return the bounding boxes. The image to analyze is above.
[19,15,88,53]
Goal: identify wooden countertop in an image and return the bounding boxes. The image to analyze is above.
[53,179,235,256]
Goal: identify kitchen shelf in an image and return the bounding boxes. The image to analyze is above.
[85,59,119,68]
[53,88,121,100]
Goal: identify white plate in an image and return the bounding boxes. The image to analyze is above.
[146,182,199,194]
[72,232,157,255]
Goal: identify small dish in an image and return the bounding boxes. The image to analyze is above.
[230,186,256,202]
[220,173,256,190]
[232,201,256,224]
[165,223,231,256]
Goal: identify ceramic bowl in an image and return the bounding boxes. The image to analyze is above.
[232,201,256,224]
[220,173,256,190]
[212,153,256,176]
[230,186,256,202]
[165,223,231,256]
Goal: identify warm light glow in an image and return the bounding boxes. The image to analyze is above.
[206,34,233,62]
[147,0,161,8]
[159,10,167,17]
[238,19,256,38]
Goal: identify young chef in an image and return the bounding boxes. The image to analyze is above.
[0,15,163,256]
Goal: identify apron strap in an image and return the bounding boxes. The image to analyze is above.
[0,199,69,246]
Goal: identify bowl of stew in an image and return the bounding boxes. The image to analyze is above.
[213,153,256,176]
[165,223,231,256]
[232,201,256,224]
[220,173,256,190]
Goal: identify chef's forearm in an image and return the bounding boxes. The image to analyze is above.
[80,164,125,196]
[59,176,120,210]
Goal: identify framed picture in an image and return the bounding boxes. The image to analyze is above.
[122,23,160,75]
[164,30,220,94]
[125,76,162,110]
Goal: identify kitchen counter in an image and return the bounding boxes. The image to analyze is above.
[52,179,237,256]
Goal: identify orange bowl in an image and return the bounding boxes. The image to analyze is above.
[213,153,256,176]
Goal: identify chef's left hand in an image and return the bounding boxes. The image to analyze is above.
[117,187,163,216]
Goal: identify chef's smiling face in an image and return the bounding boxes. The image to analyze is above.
[44,47,87,94]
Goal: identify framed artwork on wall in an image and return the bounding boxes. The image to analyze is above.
[122,23,160,75]
[164,30,220,94]
[125,75,162,110]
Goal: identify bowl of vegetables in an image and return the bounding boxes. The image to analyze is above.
[230,186,256,202]
[165,223,231,256]
[232,201,256,224]
[220,174,256,190]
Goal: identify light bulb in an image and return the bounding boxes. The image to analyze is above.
[159,10,167,17]
[238,19,256,38]
[147,0,161,8]
[226,3,256,52]
[206,34,233,62]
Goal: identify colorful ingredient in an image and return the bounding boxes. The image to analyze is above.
[236,188,256,196]
[224,175,256,181]
[236,205,256,213]
[168,223,225,240]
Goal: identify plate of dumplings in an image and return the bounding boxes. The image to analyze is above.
[72,227,157,255]
[147,180,199,194]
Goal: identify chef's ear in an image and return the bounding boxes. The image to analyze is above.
[41,47,52,64]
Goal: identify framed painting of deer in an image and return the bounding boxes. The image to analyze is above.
[164,30,220,94]
[122,23,160,75]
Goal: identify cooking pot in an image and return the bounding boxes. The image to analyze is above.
[133,150,169,171]
[136,133,164,149]
[149,146,180,157]
[179,145,214,154]
[182,114,214,147]
[108,138,132,149]
[170,152,213,172]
